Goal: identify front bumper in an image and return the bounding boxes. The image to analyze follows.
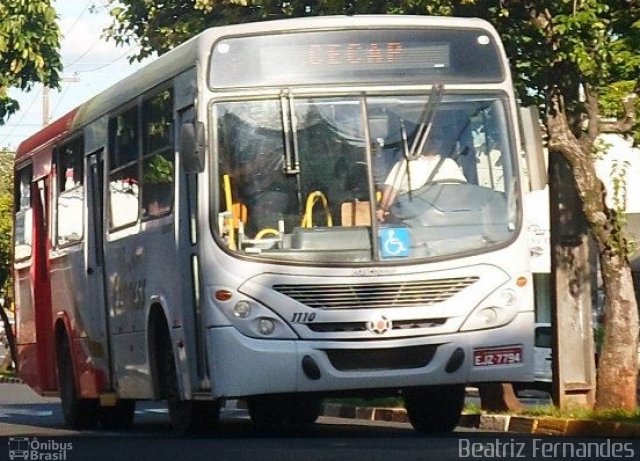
[207,311,534,398]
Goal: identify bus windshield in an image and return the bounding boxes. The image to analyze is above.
[214,92,518,263]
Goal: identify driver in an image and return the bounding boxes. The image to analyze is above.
[376,133,465,222]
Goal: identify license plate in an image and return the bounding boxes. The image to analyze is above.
[473,346,523,367]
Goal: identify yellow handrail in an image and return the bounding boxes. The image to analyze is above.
[301,191,333,228]
[255,228,280,239]
[222,174,236,250]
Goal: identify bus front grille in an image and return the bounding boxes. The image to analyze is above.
[324,345,438,371]
[306,318,448,333]
[273,277,478,309]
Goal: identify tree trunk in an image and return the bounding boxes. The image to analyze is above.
[478,383,523,412]
[595,255,639,410]
[546,88,639,409]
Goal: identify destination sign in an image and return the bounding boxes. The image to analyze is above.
[210,29,504,88]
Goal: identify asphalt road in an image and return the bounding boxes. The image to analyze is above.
[0,383,552,461]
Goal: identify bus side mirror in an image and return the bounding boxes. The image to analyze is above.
[180,122,205,174]
[519,106,547,191]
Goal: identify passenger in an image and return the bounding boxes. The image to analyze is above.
[376,133,465,222]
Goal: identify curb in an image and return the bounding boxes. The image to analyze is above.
[321,403,640,436]
[322,403,409,423]
[457,413,640,437]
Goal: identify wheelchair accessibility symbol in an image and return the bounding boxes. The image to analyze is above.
[379,227,410,258]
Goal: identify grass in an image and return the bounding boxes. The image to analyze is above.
[463,401,482,414]
[461,401,640,425]
[517,404,640,424]
[0,369,16,379]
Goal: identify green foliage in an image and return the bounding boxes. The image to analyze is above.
[610,158,634,255]
[103,1,639,125]
[0,0,62,124]
[104,0,458,60]
[144,154,174,184]
[600,81,636,119]
[0,151,13,295]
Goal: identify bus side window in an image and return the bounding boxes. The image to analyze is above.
[14,166,33,260]
[142,88,175,218]
[56,137,84,245]
[108,106,140,229]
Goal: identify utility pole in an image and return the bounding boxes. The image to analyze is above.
[42,75,80,126]
[42,86,50,127]
[549,153,597,409]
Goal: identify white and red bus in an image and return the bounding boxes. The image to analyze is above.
[13,15,544,433]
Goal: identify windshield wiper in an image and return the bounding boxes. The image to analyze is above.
[281,91,299,174]
[390,83,445,199]
[409,82,444,160]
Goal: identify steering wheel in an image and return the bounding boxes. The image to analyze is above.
[427,178,467,185]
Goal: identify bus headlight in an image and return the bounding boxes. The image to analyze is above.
[257,318,276,335]
[460,285,524,331]
[233,300,252,318]
[211,289,297,339]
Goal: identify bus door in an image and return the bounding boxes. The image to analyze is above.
[31,175,55,392]
[177,106,207,385]
[85,149,114,390]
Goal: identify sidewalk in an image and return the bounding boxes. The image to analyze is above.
[320,402,640,436]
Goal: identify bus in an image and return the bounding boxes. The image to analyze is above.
[13,15,544,434]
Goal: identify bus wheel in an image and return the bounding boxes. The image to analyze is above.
[248,394,322,429]
[56,335,99,429]
[161,337,220,433]
[168,400,221,434]
[403,385,465,434]
[99,400,135,430]
[289,396,322,425]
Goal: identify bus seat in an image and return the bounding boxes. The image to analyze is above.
[341,200,371,226]
[232,202,248,228]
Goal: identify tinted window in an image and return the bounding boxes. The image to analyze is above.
[56,137,84,245]
[142,88,175,219]
[14,166,33,260]
[109,107,140,229]
[535,326,552,348]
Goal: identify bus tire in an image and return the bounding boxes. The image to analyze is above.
[248,394,321,429]
[403,385,465,434]
[99,400,136,430]
[288,396,322,425]
[56,334,99,429]
[160,332,220,433]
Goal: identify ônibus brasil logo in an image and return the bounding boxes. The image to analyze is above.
[8,437,73,460]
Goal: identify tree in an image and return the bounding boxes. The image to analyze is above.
[460,0,640,411]
[105,0,640,409]
[0,1,62,123]
[0,151,12,293]
[0,150,15,370]
[0,0,60,368]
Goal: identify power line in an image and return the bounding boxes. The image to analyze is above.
[75,45,140,73]
[63,36,103,69]
[62,0,93,37]
[0,89,43,147]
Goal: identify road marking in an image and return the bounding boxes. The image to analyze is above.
[0,409,53,417]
